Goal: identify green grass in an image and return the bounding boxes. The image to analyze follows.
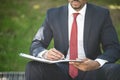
[0,0,120,71]
[0,0,45,71]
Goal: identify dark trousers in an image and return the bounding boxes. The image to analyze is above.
[25,61,120,80]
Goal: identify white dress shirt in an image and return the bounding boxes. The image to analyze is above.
[37,3,108,67]
[67,3,107,67]
[67,3,87,59]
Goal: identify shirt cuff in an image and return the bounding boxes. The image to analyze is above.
[37,50,48,58]
[95,58,108,67]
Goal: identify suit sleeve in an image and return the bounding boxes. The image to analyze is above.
[30,11,53,56]
[97,10,120,63]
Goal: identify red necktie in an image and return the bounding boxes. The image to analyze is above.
[69,13,79,79]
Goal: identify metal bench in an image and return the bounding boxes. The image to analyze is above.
[0,72,25,80]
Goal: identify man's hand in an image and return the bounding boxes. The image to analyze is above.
[43,48,64,61]
[70,58,100,71]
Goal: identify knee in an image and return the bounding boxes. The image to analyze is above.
[102,63,120,80]
[25,61,46,80]
[25,61,48,76]
[26,61,47,69]
[25,61,38,72]
[103,63,120,72]
[26,61,39,69]
[25,61,56,71]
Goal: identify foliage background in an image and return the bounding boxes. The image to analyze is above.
[0,0,120,71]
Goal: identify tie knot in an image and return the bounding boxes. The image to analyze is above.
[73,13,79,19]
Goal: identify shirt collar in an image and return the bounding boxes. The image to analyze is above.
[68,3,87,16]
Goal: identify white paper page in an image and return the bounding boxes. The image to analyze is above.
[19,53,83,64]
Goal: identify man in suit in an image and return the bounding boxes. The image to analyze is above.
[25,0,120,80]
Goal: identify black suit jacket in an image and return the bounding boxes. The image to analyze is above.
[30,3,120,63]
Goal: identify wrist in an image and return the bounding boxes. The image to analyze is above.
[42,51,48,59]
[95,58,108,67]
[94,61,101,69]
[37,50,48,58]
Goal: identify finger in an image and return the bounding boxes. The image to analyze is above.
[47,50,63,60]
[69,62,74,64]
[71,60,88,66]
[71,62,88,71]
[50,51,63,59]
[52,48,64,56]
[72,62,81,66]
[77,58,89,63]
[46,54,60,61]
[46,53,61,60]
[69,62,81,67]
[69,59,84,65]
[70,60,84,65]
[52,48,64,58]
[69,62,82,70]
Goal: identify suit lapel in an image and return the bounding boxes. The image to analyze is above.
[84,3,93,55]
[58,4,93,56]
[59,5,69,55]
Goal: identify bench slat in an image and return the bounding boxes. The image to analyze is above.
[0,72,25,80]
